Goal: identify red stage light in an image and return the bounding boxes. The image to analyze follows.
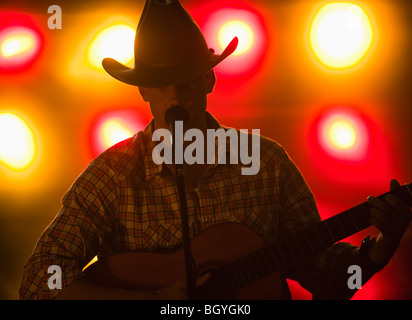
[90,110,146,156]
[217,19,255,56]
[200,6,267,77]
[0,12,43,73]
[306,105,397,193]
[315,107,369,162]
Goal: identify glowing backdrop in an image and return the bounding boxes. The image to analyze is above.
[0,0,411,300]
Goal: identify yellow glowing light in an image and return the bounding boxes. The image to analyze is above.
[0,113,36,170]
[309,3,373,68]
[100,118,133,149]
[87,23,135,70]
[325,117,357,150]
[1,32,35,58]
[218,20,254,55]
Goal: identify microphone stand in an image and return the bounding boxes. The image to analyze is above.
[169,115,197,300]
[175,161,197,300]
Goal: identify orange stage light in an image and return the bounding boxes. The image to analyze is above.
[86,23,135,71]
[65,14,137,86]
[0,112,36,170]
[309,3,374,69]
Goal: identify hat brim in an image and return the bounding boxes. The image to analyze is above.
[102,37,238,87]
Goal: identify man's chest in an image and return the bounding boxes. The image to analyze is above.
[108,166,280,253]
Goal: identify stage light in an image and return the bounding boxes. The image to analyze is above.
[315,107,369,162]
[0,112,36,170]
[309,3,374,69]
[87,23,135,70]
[201,7,267,76]
[1,30,34,57]
[0,26,42,72]
[217,20,254,56]
[91,110,146,156]
[100,118,134,149]
[324,117,357,150]
[306,105,396,191]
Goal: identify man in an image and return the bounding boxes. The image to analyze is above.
[20,0,411,300]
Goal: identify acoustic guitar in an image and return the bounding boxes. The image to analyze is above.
[84,183,412,299]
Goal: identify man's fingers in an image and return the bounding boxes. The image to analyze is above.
[385,194,412,220]
[368,186,411,240]
[388,179,412,219]
[368,194,410,220]
[368,195,393,213]
[370,207,398,237]
[390,179,401,191]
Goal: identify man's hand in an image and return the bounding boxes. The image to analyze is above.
[367,179,412,266]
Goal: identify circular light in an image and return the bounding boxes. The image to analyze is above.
[201,8,267,76]
[0,112,36,170]
[316,108,369,161]
[217,20,254,56]
[87,23,135,70]
[309,3,373,69]
[325,117,357,150]
[0,26,42,72]
[91,110,146,156]
[1,32,35,57]
[99,118,134,149]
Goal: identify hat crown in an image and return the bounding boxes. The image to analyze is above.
[101,0,237,87]
[134,0,209,70]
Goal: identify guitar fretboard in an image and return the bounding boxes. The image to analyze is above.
[223,183,412,291]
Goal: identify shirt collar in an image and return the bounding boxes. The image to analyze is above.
[140,112,243,181]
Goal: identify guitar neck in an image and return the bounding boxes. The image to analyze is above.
[222,183,412,291]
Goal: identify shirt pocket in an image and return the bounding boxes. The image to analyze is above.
[226,209,276,244]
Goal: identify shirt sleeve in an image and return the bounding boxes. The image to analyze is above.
[275,148,361,299]
[19,159,116,300]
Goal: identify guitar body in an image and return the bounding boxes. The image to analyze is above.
[84,182,412,299]
[84,223,283,299]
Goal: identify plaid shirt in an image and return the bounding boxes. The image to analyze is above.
[20,113,359,300]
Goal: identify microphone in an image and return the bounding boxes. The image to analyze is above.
[165,105,190,133]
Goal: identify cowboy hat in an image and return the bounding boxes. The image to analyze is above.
[102,0,238,87]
